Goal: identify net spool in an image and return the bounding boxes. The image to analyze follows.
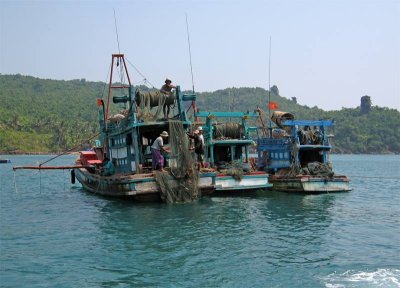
[135,90,165,121]
[214,123,242,139]
[135,90,175,107]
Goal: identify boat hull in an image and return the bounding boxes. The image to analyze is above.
[269,175,352,193]
[74,168,215,201]
[74,168,272,201]
[215,173,272,192]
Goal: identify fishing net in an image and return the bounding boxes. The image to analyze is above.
[277,162,334,178]
[300,162,334,177]
[298,128,323,145]
[218,160,244,181]
[155,120,200,203]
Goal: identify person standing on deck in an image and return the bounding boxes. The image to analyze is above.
[151,131,169,171]
[188,127,205,170]
[160,78,176,119]
[197,127,205,169]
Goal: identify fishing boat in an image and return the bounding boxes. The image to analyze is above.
[72,54,272,202]
[0,158,11,164]
[256,111,352,193]
[195,111,272,193]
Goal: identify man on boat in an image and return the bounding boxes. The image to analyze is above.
[151,131,170,172]
[160,78,176,119]
[188,127,205,170]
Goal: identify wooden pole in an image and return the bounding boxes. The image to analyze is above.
[13,165,90,171]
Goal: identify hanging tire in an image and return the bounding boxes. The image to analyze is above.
[71,170,76,184]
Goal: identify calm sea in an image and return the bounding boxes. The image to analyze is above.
[0,154,399,287]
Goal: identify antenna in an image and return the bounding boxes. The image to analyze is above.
[186,13,195,93]
[113,8,121,54]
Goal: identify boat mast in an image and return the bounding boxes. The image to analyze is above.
[185,13,198,121]
[103,54,132,160]
[268,36,272,138]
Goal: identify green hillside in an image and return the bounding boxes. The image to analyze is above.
[0,75,399,154]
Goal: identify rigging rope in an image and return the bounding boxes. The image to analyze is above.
[125,58,156,89]
[113,8,121,54]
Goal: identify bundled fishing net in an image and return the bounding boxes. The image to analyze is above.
[218,160,244,181]
[300,162,334,177]
[278,162,334,178]
[155,120,200,203]
[135,90,165,121]
[297,128,323,145]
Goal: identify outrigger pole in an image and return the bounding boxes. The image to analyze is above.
[12,133,100,171]
[13,165,90,171]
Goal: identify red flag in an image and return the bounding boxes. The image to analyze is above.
[269,101,278,110]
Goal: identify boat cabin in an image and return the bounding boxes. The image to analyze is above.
[98,85,196,175]
[257,118,334,172]
[195,111,259,170]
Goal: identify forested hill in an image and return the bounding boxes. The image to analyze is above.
[0,74,399,154]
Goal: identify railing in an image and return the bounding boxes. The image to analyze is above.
[257,138,292,151]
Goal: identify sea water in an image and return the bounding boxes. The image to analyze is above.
[0,154,399,287]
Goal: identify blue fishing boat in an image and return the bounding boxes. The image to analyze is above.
[73,54,271,202]
[256,111,351,193]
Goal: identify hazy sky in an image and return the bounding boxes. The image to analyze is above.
[1,0,399,110]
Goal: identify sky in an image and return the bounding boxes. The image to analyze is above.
[1,0,399,111]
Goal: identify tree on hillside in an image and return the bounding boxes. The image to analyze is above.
[360,95,372,114]
[271,85,279,96]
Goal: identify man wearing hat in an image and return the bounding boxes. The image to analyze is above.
[151,131,169,171]
[160,78,176,119]
[187,127,205,170]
